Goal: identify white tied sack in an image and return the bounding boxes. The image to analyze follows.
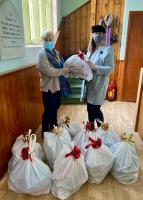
[85,133,114,184]
[73,122,98,155]
[51,142,88,200]
[8,129,44,172]
[58,115,81,138]
[8,134,52,196]
[111,132,139,185]
[43,126,71,169]
[64,55,93,81]
[96,120,120,148]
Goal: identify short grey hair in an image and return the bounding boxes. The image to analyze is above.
[41,30,54,41]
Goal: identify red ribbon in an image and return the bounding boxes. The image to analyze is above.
[86,121,91,132]
[77,49,84,60]
[65,146,81,159]
[21,147,32,161]
[85,137,102,149]
[85,121,96,133]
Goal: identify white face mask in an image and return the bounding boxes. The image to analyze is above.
[93,33,104,44]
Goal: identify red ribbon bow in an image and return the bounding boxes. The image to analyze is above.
[77,49,84,60]
[85,137,102,149]
[65,146,81,159]
[21,147,32,161]
[85,121,96,132]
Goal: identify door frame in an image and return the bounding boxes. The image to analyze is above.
[122,11,143,101]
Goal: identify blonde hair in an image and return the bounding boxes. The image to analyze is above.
[87,37,93,52]
[41,30,54,41]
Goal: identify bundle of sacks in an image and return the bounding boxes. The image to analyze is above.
[8,130,52,196]
[111,132,139,184]
[8,119,140,198]
[64,50,93,81]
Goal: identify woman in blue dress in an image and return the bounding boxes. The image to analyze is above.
[85,25,114,128]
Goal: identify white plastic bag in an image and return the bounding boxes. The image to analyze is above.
[96,121,120,148]
[8,134,52,196]
[64,55,93,81]
[85,134,114,184]
[43,126,71,169]
[111,133,139,185]
[73,122,98,155]
[8,130,44,172]
[58,115,81,138]
[51,142,88,199]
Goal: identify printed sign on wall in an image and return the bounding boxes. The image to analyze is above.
[0,0,25,60]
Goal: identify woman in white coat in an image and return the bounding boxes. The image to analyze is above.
[85,25,114,128]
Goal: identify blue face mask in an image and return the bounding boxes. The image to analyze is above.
[43,41,54,50]
[93,33,104,44]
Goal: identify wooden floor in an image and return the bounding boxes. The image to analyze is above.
[1,101,143,200]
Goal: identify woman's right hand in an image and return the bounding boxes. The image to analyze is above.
[63,67,70,75]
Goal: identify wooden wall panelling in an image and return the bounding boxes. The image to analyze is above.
[63,17,71,57]
[54,31,64,56]
[116,60,125,100]
[102,0,109,18]
[63,2,91,56]
[137,87,143,138]
[81,5,88,51]
[95,0,103,23]
[75,9,82,51]
[135,69,143,137]
[0,66,43,178]
[87,3,91,44]
[70,13,76,54]
[90,0,97,26]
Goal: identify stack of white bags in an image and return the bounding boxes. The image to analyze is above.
[8,117,140,199]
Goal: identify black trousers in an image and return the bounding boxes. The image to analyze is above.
[42,91,61,133]
[87,102,104,127]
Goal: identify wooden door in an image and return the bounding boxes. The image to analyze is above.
[123,11,143,102]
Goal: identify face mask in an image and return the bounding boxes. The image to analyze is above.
[93,33,104,44]
[43,41,54,50]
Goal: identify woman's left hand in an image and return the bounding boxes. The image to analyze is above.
[85,59,96,70]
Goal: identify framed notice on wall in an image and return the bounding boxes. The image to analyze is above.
[0,0,25,60]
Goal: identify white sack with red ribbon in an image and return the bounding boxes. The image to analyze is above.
[111,133,139,185]
[51,142,88,200]
[43,126,71,169]
[64,53,93,81]
[73,122,97,155]
[85,134,114,184]
[58,115,82,138]
[8,134,52,196]
[8,129,44,172]
[96,121,120,148]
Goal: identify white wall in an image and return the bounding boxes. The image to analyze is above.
[62,0,89,17]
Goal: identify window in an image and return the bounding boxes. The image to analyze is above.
[22,0,56,45]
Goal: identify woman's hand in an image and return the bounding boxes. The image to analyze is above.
[63,68,70,74]
[85,59,96,70]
